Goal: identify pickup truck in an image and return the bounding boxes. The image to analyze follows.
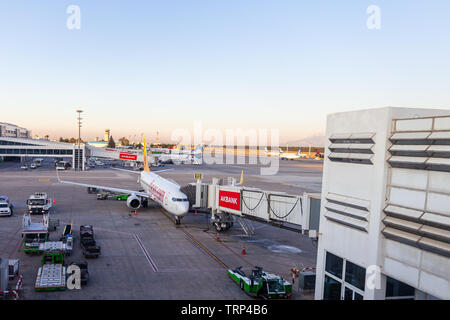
[79,225,101,258]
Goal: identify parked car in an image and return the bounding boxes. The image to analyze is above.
[0,196,14,216]
[21,164,28,170]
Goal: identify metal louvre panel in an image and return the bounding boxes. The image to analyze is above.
[420,225,450,243]
[325,210,369,232]
[383,216,422,233]
[326,193,370,210]
[428,131,450,139]
[386,116,450,258]
[389,145,429,152]
[325,201,369,221]
[418,238,450,257]
[384,204,423,220]
[327,132,375,165]
[420,212,450,229]
[382,227,421,244]
[326,192,370,211]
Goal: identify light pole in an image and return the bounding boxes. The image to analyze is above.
[76,110,83,171]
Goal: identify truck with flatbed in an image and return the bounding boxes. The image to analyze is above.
[27,192,52,214]
[228,266,292,299]
[79,225,101,258]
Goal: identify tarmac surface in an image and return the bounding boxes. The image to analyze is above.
[0,157,322,300]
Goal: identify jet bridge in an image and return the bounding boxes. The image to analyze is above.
[186,176,321,237]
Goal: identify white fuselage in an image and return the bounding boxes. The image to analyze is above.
[280,152,306,160]
[139,171,189,217]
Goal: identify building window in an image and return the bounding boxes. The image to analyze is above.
[345,261,366,291]
[325,252,343,278]
[386,276,415,299]
[324,275,341,300]
[323,251,366,300]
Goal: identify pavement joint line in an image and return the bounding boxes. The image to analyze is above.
[159,208,228,270]
[205,232,254,268]
[134,234,159,272]
[59,221,159,272]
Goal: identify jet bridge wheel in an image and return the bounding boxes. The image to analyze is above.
[213,222,233,232]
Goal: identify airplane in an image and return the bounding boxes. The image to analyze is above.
[279,147,307,160]
[264,147,283,157]
[58,138,190,224]
[157,144,203,165]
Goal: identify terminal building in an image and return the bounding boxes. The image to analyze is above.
[315,107,450,300]
[0,122,31,139]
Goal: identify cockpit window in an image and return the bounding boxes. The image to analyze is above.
[172,198,189,202]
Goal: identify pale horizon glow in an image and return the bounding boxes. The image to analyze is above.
[1,1,449,144]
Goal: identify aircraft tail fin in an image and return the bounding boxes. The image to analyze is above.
[143,137,151,172]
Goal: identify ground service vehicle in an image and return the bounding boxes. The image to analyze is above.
[114,194,129,201]
[0,196,14,216]
[21,164,28,170]
[80,225,101,258]
[96,192,109,200]
[68,261,89,285]
[35,247,66,291]
[27,193,52,214]
[228,266,292,299]
[56,161,71,170]
[87,187,100,194]
[22,214,49,254]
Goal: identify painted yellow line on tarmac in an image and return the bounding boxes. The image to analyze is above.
[38,178,50,182]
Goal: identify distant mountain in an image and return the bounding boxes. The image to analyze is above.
[285,134,326,147]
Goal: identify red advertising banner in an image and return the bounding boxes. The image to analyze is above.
[119,153,137,161]
[218,190,241,211]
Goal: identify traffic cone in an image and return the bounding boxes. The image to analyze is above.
[194,210,197,216]
[241,244,246,255]
[53,199,55,205]
[134,210,137,216]
[216,233,220,242]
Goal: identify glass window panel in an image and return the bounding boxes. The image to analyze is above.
[386,276,415,297]
[324,275,341,300]
[325,252,343,278]
[355,292,363,300]
[345,261,366,291]
[344,287,353,300]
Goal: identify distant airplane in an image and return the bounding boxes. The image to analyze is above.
[59,138,190,224]
[280,147,307,160]
[157,144,203,165]
[264,147,283,157]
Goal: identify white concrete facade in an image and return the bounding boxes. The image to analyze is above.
[315,107,450,300]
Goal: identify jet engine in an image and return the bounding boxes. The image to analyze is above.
[126,195,141,210]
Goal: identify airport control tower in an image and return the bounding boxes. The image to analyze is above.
[104,129,110,142]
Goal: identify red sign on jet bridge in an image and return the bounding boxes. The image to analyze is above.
[218,190,241,211]
[119,153,137,161]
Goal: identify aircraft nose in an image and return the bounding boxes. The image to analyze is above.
[179,202,189,215]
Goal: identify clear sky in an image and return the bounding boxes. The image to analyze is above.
[0,0,449,144]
